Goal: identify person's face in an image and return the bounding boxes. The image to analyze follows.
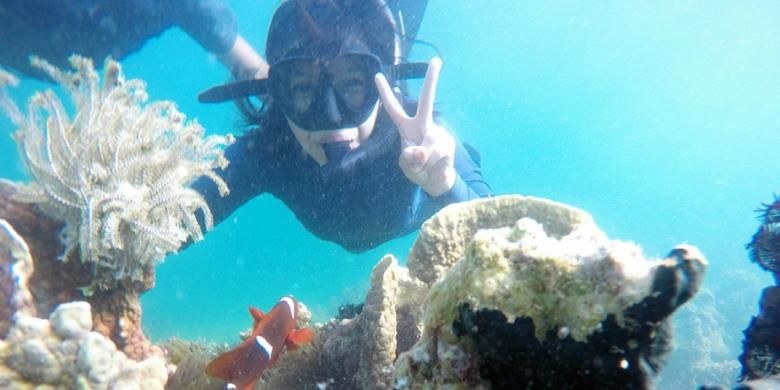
[270,53,382,130]
[272,53,382,165]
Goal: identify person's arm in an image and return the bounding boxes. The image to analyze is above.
[218,35,269,80]
[192,129,268,228]
[165,0,268,79]
[428,141,492,205]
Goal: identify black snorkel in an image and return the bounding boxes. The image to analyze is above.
[318,120,399,181]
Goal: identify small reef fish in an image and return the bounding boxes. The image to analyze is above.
[205,296,315,390]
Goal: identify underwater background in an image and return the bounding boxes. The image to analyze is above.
[1,1,779,387]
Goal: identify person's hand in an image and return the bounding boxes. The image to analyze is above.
[219,35,270,80]
[375,57,456,197]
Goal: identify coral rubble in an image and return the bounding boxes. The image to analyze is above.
[0,57,233,290]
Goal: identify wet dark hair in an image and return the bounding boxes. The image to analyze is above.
[239,0,401,125]
[265,0,400,66]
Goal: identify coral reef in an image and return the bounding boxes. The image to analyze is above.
[0,181,83,318]
[162,195,702,389]
[393,196,706,389]
[0,57,233,364]
[163,300,324,390]
[0,301,168,389]
[0,180,162,361]
[0,219,167,388]
[0,58,233,290]
[160,255,429,389]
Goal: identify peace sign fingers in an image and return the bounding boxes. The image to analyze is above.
[415,56,442,126]
[374,56,443,145]
[374,57,457,197]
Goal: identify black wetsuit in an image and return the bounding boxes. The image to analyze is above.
[195,109,492,253]
[0,0,237,79]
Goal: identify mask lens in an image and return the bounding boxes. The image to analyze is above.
[327,54,378,112]
[269,54,381,130]
[271,59,320,114]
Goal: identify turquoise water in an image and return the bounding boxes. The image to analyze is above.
[1,1,779,387]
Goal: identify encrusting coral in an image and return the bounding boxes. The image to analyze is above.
[393,196,707,388]
[416,204,656,342]
[0,56,232,291]
[407,194,590,286]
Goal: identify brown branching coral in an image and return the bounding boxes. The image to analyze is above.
[0,57,233,291]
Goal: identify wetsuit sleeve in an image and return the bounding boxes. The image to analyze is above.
[162,0,238,55]
[192,130,268,227]
[409,139,493,227]
[433,141,492,204]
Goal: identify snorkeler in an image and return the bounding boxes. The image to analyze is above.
[194,0,492,252]
[0,0,267,81]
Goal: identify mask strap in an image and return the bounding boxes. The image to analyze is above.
[198,61,428,104]
[198,79,269,103]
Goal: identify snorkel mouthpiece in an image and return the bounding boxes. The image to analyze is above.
[318,124,399,182]
[320,141,353,179]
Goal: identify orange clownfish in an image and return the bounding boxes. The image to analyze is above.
[205,296,315,390]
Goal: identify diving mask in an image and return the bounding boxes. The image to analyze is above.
[269,53,381,131]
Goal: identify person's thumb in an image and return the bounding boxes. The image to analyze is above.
[399,146,428,176]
